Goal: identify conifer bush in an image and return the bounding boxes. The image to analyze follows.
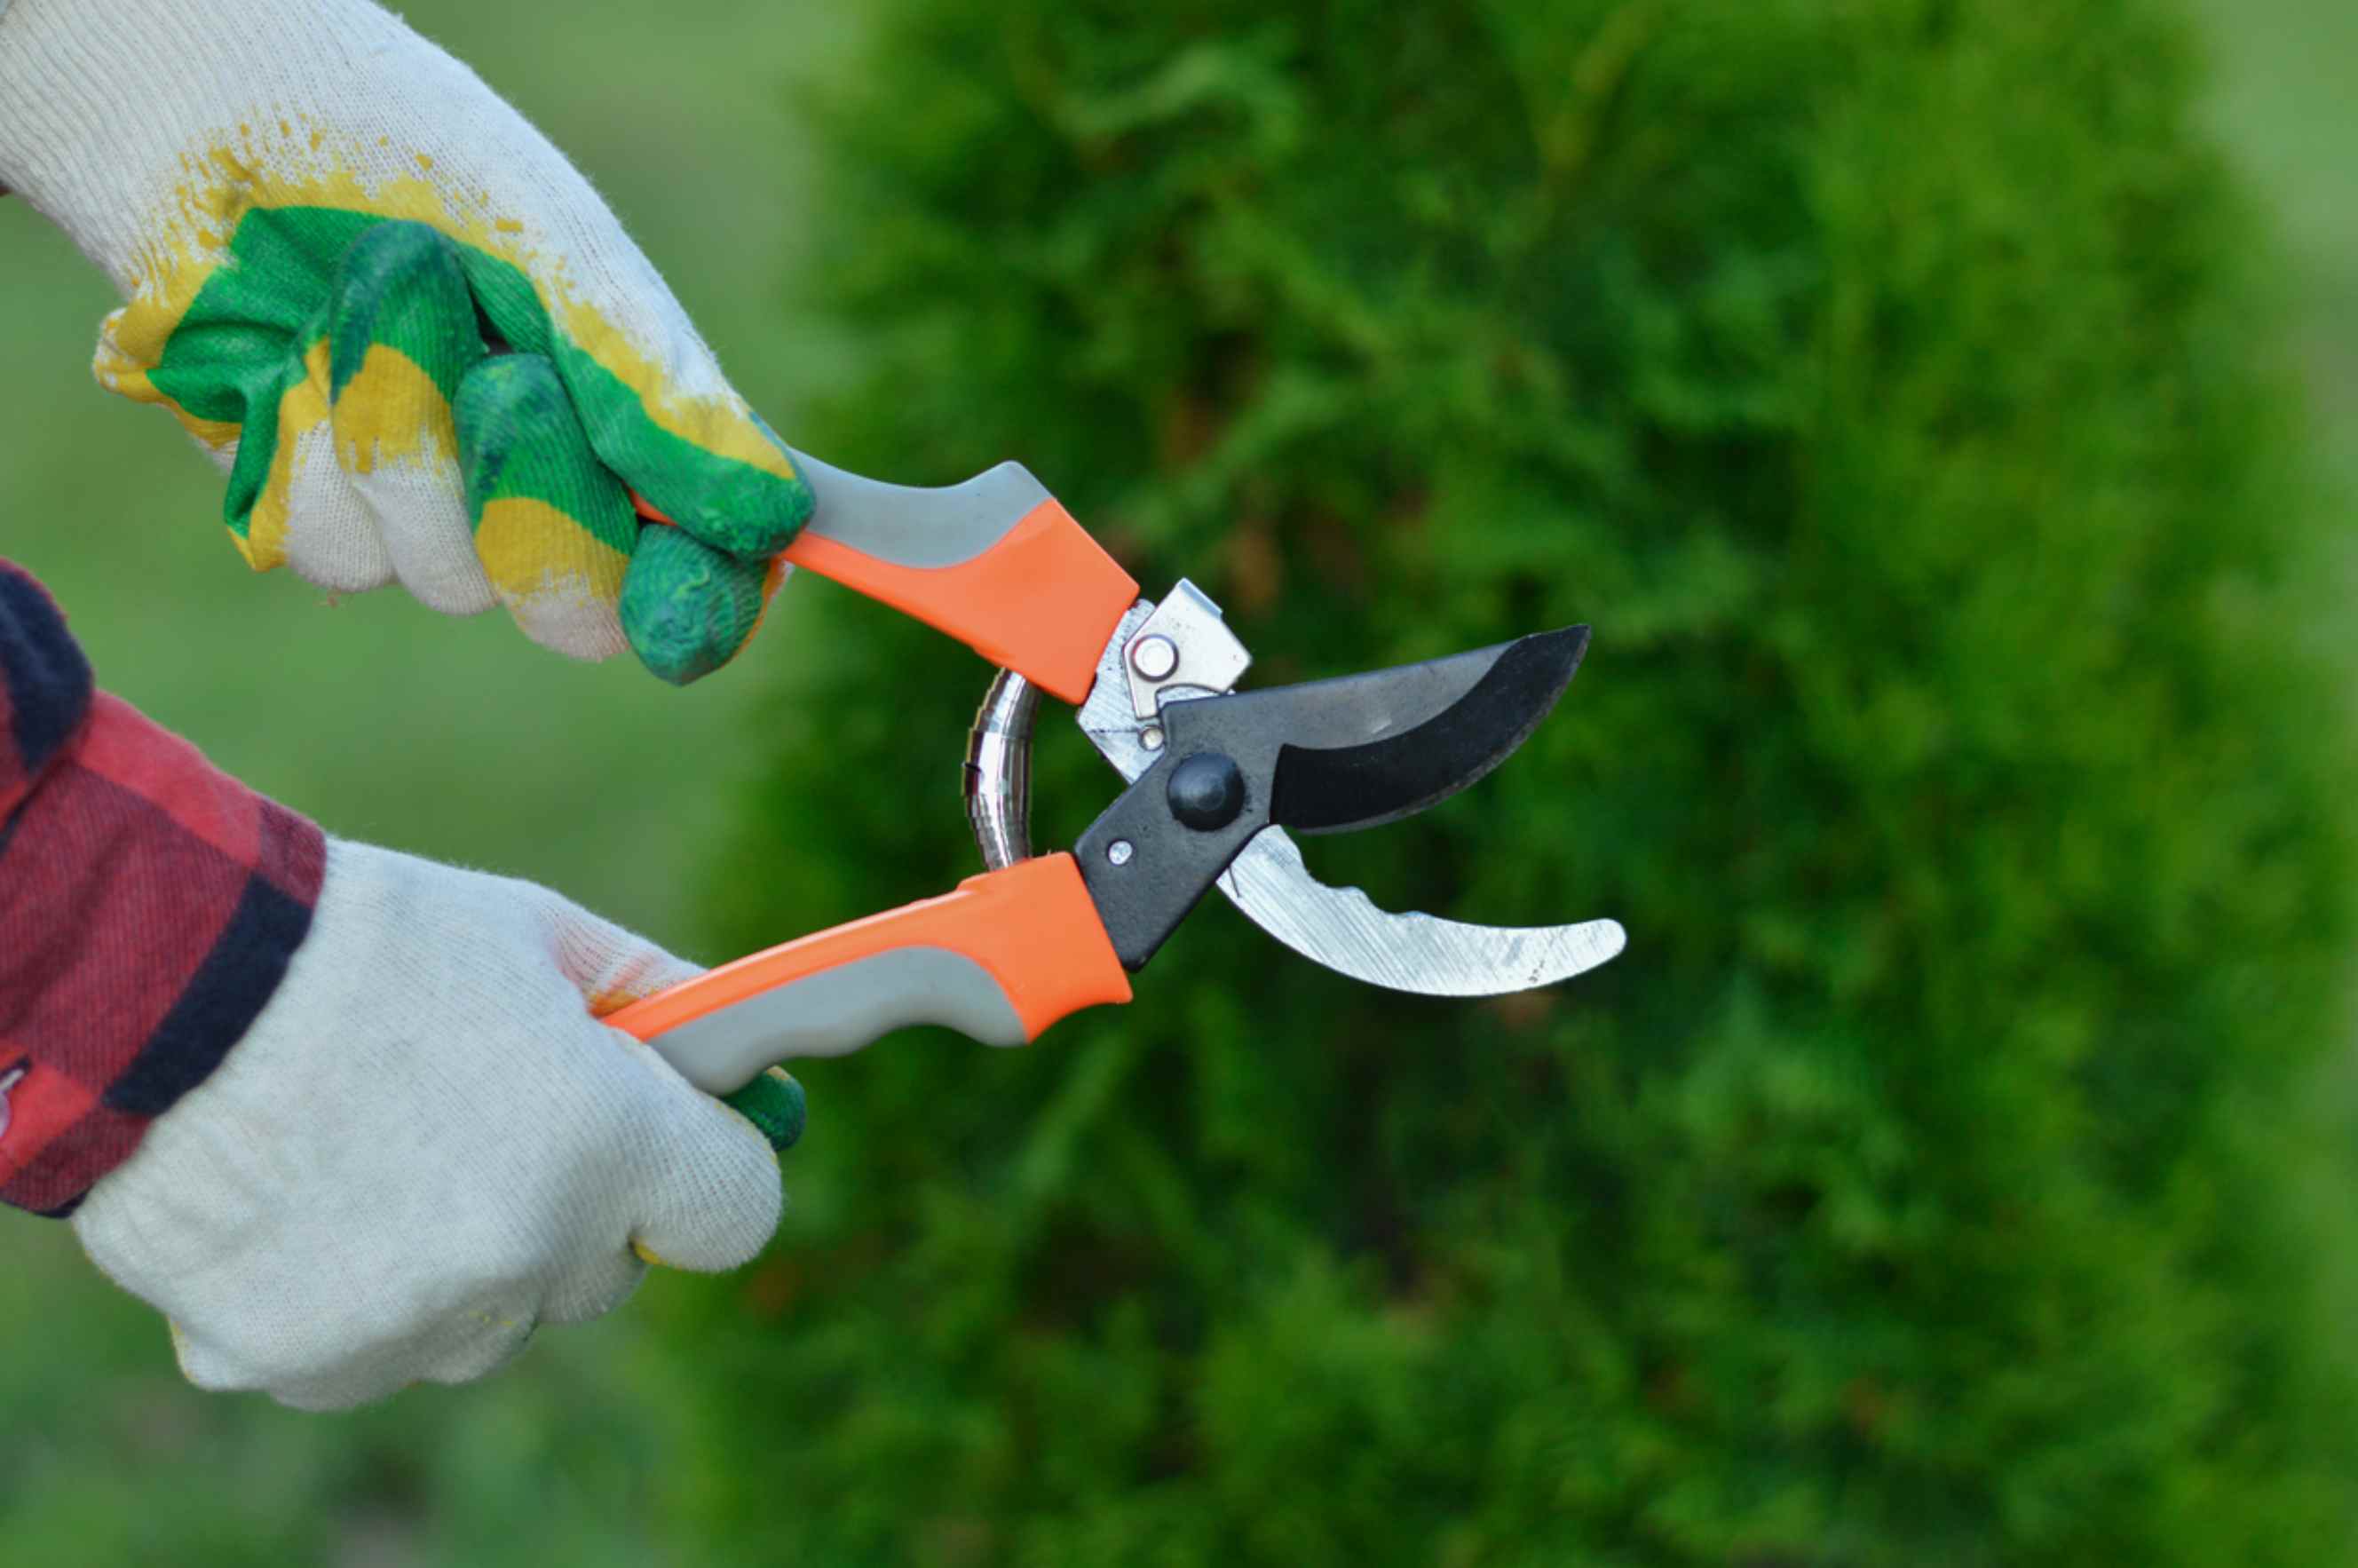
[666,1,2358,1561]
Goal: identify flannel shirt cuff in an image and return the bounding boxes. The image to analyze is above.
[0,563,324,1216]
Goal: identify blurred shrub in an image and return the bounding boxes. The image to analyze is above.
[667,0,2358,1561]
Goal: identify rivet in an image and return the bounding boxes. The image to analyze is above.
[1129,634,1179,682]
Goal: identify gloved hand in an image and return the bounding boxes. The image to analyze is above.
[70,837,787,1412]
[0,0,811,683]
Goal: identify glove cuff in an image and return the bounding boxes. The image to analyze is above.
[0,0,438,284]
[0,562,324,1216]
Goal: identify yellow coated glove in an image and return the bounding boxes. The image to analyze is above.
[0,0,809,682]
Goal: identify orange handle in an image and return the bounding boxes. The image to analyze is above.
[608,854,1134,1094]
[637,467,1138,705]
[782,497,1133,705]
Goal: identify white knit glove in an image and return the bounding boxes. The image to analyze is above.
[71,838,784,1412]
[0,0,811,685]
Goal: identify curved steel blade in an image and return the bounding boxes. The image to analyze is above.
[1076,595,1625,994]
[1217,828,1626,995]
[1264,625,1587,834]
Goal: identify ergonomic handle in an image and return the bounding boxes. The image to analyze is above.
[637,450,1139,705]
[605,853,1135,1095]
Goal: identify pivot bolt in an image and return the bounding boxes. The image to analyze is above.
[1129,634,1179,682]
[1167,752,1246,832]
[1106,839,1135,867]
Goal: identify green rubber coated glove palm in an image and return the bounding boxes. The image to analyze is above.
[0,0,811,684]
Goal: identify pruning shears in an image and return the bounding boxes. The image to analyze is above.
[608,454,1626,1112]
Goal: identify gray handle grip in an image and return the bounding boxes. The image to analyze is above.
[787,449,1064,570]
[644,946,1029,1095]
[604,854,1135,1094]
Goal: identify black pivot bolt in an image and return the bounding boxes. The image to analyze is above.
[1167,752,1246,831]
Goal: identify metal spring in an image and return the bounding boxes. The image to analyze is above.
[962,669,1038,870]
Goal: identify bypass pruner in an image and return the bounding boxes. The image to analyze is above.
[608,455,1626,1102]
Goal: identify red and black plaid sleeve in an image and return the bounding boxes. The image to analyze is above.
[0,561,323,1217]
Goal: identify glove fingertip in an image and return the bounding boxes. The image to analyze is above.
[633,1128,784,1274]
[170,1320,239,1392]
[724,1068,807,1154]
[619,527,767,685]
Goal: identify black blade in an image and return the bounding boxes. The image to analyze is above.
[1264,627,1587,833]
[1073,626,1592,970]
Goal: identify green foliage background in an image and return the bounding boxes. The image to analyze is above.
[1,0,2354,1564]
[677,0,2358,1562]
